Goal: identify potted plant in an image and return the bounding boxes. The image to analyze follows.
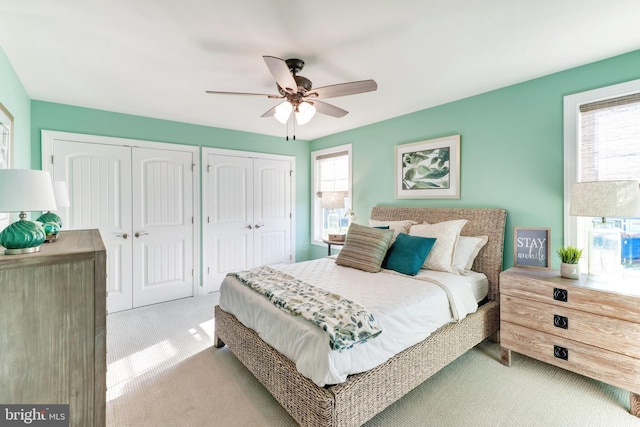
[557,246,583,279]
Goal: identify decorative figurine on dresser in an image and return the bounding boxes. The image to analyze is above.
[500,267,640,417]
[0,229,107,427]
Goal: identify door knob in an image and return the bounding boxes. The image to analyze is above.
[116,233,130,239]
[135,232,149,238]
[245,224,253,229]
[255,223,264,229]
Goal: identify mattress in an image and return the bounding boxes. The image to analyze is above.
[219,257,488,386]
[413,268,489,303]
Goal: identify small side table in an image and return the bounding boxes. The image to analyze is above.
[322,239,345,256]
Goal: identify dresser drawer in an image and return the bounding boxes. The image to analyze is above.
[501,322,640,395]
[501,295,640,359]
[500,269,640,323]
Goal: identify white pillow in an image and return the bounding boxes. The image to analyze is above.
[409,219,467,273]
[453,235,488,275]
[368,219,417,242]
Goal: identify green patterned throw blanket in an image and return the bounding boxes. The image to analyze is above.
[228,265,382,351]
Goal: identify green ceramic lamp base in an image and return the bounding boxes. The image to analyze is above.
[42,221,60,243]
[0,212,47,255]
[37,211,63,228]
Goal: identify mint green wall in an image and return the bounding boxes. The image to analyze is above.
[309,49,640,268]
[0,47,31,168]
[29,101,312,262]
[30,101,310,166]
[6,43,640,270]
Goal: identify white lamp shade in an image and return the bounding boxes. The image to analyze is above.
[0,169,57,213]
[295,102,316,125]
[321,192,345,210]
[52,181,71,208]
[570,180,640,218]
[274,101,293,124]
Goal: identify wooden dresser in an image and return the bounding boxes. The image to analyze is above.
[500,267,640,417]
[0,229,107,427]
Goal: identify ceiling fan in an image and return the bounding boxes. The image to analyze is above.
[206,56,377,128]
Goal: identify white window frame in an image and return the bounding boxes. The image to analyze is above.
[563,78,640,247]
[311,143,352,246]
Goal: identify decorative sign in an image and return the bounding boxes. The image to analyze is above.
[513,227,550,269]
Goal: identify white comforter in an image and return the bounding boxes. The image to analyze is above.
[219,257,487,386]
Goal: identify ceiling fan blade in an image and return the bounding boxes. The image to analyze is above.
[263,56,298,94]
[313,100,348,118]
[206,90,282,98]
[261,105,277,118]
[308,79,377,99]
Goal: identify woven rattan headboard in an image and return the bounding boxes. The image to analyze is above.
[370,206,507,302]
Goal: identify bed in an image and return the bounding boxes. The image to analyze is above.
[214,206,507,426]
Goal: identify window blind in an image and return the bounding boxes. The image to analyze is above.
[579,93,640,182]
[316,151,349,197]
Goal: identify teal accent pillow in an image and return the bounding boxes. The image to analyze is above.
[382,233,437,276]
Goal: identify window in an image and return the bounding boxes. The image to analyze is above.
[564,79,640,274]
[311,144,352,245]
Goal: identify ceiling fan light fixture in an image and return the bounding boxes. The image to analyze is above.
[274,101,293,124]
[295,101,316,125]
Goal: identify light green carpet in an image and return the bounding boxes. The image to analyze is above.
[106,294,640,426]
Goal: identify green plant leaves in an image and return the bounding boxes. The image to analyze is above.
[401,147,450,190]
[556,246,583,264]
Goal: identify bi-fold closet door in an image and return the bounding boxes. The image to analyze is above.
[42,131,198,313]
[203,148,295,293]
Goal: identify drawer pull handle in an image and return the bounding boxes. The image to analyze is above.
[554,345,569,361]
[554,314,568,329]
[553,288,568,302]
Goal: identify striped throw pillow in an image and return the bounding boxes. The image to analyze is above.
[335,223,394,272]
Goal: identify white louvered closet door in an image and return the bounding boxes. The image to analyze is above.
[131,147,194,308]
[52,140,134,313]
[203,151,294,293]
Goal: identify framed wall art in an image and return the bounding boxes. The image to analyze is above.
[395,134,460,199]
[0,102,13,230]
[513,227,550,269]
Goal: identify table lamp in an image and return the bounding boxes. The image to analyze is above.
[570,180,640,281]
[0,169,58,255]
[321,192,344,234]
[37,180,70,228]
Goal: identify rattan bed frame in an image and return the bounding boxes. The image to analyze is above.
[214,206,507,426]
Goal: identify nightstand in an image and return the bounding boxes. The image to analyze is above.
[500,267,640,417]
[322,239,345,256]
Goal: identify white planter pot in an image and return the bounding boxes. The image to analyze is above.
[560,263,580,279]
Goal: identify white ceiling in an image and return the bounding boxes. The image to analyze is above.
[1,1,640,140]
